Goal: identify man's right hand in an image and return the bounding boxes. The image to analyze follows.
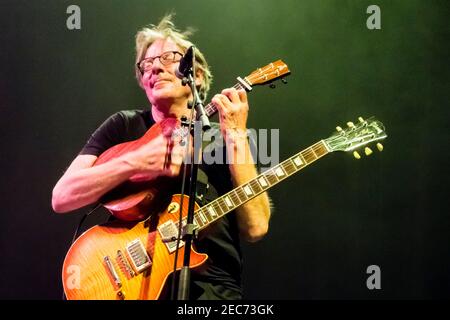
[126,133,188,182]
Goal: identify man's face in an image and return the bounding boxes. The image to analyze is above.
[140,38,192,107]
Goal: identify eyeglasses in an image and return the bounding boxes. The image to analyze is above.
[136,51,183,74]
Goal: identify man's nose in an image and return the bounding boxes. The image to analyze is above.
[151,57,165,74]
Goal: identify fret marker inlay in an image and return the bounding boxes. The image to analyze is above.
[275,167,285,177]
[224,196,233,207]
[199,212,207,223]
[293,156,303,167]
[243,185,253,196]
[207,206,217,218]
[258,176,268,187]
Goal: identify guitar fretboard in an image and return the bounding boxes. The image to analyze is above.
[204,82,247,117]
[191,140,330,231]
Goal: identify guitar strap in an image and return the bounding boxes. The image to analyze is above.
[195,126,221,207]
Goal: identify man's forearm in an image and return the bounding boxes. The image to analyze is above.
[52,156,136,213]
[226,133,271,242]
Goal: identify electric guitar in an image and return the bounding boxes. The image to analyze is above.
[62,117,387,299]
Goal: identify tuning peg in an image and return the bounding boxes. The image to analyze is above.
[347,121,355,128]
[269,83,276,89]
[358,117,364,123]
[281,78,288,84]
[336,126,343,132]
[353,151,361,159]
[364,147,373,156]
[376,143,384,152]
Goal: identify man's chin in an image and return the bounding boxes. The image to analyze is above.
[147,87,172,99]
[147,92,174,106]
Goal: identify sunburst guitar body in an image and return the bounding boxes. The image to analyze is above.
[63,194,206,300]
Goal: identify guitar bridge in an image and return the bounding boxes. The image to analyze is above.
[125,239,152,274]
[116,250,135,278]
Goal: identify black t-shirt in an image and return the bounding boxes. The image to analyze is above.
[80,109,243,300]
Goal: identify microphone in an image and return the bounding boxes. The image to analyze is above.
[175,46,194,79]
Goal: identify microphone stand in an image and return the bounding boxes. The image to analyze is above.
[176,47,210,300]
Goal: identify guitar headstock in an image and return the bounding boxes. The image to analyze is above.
[244,60,291,88]
[324,116,387,158]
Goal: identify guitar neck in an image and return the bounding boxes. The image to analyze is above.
[204,79,251,117]
[193,140,330,232]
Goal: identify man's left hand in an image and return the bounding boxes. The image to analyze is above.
[212,88,249,140]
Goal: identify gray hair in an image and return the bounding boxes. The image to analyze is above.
[135,14,212,101]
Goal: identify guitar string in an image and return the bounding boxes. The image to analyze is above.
[204,83,244,115]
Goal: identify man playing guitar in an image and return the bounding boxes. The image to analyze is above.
[52,14,271,300]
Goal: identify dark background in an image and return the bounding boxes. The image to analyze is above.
[0,0,448,299]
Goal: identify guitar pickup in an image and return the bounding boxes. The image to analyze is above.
[158,220,185,253]
[126,239,152,274]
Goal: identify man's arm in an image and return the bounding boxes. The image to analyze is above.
[212,88,271,243]
[52,154,137,213]
[226,132,271,242]
[52,134,185,213]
